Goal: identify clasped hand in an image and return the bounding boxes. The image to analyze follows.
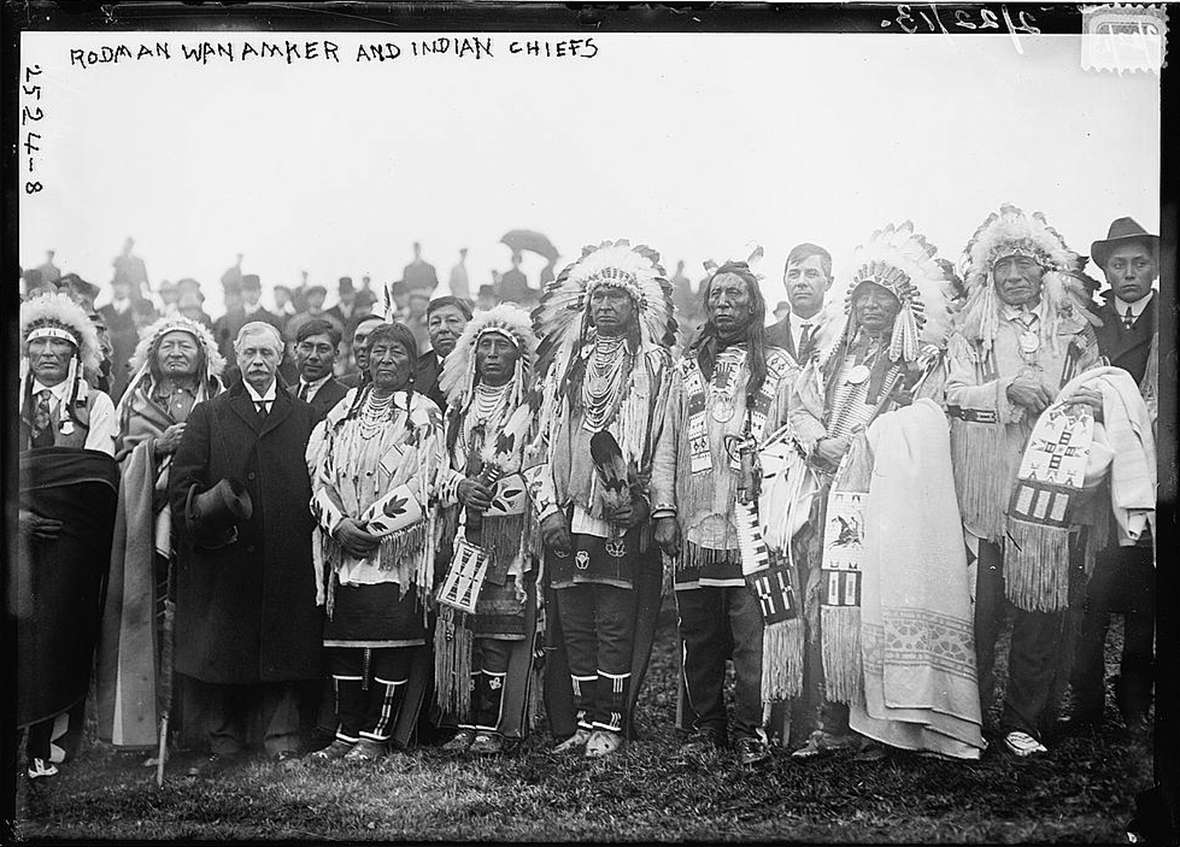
[333,517,381,558]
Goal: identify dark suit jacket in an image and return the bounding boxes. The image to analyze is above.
[303,377,349,422]
[168,381,322,684]
[416,351,446,412]
[765,314,820,362]
[1093,293,1156,385]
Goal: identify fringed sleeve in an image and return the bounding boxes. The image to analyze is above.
[944,335,1017,541]
[649,363,684,518]
[523,367,562,523]
[789,362,828,458]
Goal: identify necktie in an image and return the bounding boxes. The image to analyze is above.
[32,389,54,447]
[796,323,814,359]
[255,400,268,418]
[1123,306,1135,330]
[298,382,310,402]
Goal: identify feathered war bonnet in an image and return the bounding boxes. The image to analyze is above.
[118,314,226,413]
[439,303,538,414]
[955,203,1099,355]
[532,239,677,383]
[838,221,957,364]
[21,292,104,410]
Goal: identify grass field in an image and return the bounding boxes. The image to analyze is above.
[13,614,1153,842]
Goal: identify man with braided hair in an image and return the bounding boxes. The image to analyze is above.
[652,256,801,766]
[528,240,676,758]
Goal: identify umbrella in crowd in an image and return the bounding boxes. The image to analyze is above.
[500,229,560,263]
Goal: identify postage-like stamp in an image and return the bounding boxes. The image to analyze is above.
[1081,4,1168,74]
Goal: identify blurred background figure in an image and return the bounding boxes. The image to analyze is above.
[176,279,214,330]
[404,287,432,355]
[37,249,62,285]
[112,237,149,306]
[384,280,409,322]
[356,275,379,319]
[475,284,499,312]
[326,277,359,333]
[273,284,297,330]
[158,279,180,317]
[449,247,471,301]
[220,252,244,293]
[100,267,157,400]
[403,241,439,293]
[498,252,529,304]
[58,273,101,314]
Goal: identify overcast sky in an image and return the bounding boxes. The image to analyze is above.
[19,30,1160,315]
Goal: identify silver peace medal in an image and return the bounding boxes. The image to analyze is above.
[1019,331,1040,354]
[711,394,735,423]
[846,364,871,385]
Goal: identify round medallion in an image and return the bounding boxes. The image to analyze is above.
[845,364,871,385]
[1019,331,1040,354]
[711,396,735,423]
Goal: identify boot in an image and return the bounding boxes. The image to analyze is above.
[471,670,507,755]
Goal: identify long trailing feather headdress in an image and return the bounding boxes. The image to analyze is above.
[532,239,677,383]
[955,203,1099,353]
[836,221,957,364]
[439,302,538,413]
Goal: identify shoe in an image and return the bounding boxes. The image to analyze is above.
[470,732,503,755]
[27,758,58,780]
[736,736,770,766]
[344,738,387,761]
[185,752,245,778]
[585,729,624,758]
[441,729,476,753]
[309,739,356,762]
[853,740,887,762]
[791,730,855,760]
[1003,730,1048,758]
[680,728,727,755]
[553,728,592,753]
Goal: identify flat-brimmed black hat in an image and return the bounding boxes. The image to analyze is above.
[1091,217,1159,268]
[185,478,253,551]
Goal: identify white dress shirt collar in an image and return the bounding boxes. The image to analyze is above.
[31,378,70,403]
[243,379,277,404]
[1114,290,1153,319]
[299,373,332,400]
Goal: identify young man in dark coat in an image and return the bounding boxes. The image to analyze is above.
[294,318,348,422]
[416,296,472,411]
[1067,217,1159,738]
[169,321,323,774]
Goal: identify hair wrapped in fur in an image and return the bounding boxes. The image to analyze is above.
[20,292,102,377]
[531,239,677,396]
[689,257,770,406]
[440,300,538,423]
[954,203,1099,355]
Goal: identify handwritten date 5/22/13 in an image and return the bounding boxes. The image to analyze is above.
[22,64,44,195]
[882,5,1041,36]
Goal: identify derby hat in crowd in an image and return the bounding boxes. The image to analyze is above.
[185,478,253,551]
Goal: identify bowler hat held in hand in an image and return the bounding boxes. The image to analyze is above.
[185,478,253,551]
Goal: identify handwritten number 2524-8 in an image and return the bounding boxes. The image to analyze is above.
[884,5,1040,35]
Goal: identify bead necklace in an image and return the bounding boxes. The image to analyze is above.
[582,335,631,433]
[357,390,397,440]
[461,383,512,457]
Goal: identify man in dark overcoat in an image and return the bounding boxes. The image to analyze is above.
[1067,217,1159,737]
[169,320,322,774]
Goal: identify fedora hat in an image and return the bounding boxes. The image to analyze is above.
[1091,217,1159,268]
[185,478,253,551]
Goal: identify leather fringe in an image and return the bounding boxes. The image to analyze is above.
[761,617,805,704]
[1003,516,1071,613]
[481,515,525,586]
[433,606,474,719]
[678,541,740,574]
[378,523,427,572]
[950,418,1008,540]
[821,605,863,704]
